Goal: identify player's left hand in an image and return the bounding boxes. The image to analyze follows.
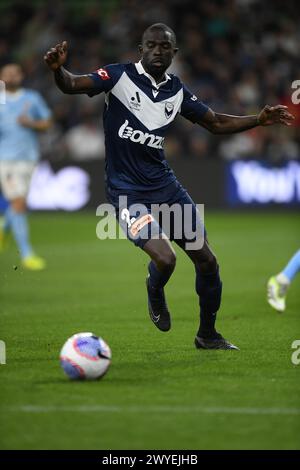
[18,102,34,128]
[257,105,295,126]
[18,114,34,128]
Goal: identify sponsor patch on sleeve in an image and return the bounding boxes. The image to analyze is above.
[96,68,110,80]
[130,214,154,236]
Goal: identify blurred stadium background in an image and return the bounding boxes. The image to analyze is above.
[0,0,299,210]
[0,0,299,451]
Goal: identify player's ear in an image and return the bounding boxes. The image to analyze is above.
[138,44,143,55]
[174,47,179,55]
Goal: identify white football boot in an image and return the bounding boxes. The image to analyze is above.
[267,275,289,312]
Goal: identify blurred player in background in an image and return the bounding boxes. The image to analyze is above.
[44,24,294,349]
[0,64,52,270]
[267,249,300,312]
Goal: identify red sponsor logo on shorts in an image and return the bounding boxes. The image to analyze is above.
[96,68,110,80]
[130,214,154,237]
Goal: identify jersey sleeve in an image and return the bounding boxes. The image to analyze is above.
[180,84,209,123]
[87,63,124,97]
[31,92,52,120]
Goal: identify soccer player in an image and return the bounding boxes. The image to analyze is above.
[0,64,52,270]
[44,24,294,349]
[267,249,300,312]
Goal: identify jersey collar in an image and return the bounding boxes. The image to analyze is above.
[6,88,25,100]
[135,61,171,89]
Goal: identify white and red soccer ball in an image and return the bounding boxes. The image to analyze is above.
[60,332,111,380]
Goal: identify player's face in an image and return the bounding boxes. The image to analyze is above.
[1,64,24,90]
[140,29,178,78]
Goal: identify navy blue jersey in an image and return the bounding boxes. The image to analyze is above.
[89,62,208,192]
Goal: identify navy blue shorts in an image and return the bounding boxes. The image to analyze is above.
[106,180,205,251]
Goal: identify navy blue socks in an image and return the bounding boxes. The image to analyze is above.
[148,260,174,290]
[195,266,222,338]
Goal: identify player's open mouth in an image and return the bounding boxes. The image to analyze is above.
[152,60,164,66]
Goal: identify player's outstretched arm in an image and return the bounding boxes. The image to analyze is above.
[44,41,95,94]
[197,105,294,135]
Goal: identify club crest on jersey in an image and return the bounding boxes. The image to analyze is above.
[96,68,110,80]
[164,102,174,119]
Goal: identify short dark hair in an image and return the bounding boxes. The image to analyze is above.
[142,23,176,46]
[0,63,23,77]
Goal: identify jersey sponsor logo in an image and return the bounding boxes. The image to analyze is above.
[164,102,174,119]
[96,68,110,80]
[130,214,154,236]
[191,95,197,101]
[118,120,165,149]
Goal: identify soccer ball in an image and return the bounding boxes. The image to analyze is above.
[60,332,111,380]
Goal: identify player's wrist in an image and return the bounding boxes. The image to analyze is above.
[53,65,62,73]
[256,113,262,126]
[25,120,36,129]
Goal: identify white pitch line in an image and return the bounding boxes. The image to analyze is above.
[1,405,300,416]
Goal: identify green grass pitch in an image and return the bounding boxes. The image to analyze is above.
[0,211,299,450]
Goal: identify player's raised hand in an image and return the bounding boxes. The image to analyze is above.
[18,102,33,128]
[44,41,68,71]
[257,105,295,126]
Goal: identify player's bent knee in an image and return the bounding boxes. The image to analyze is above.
[196,254,218,274]
[156,251,176,273]
[11,198,26,213]
[207,255,218,272]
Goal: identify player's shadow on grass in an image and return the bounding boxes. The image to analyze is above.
[33,349,236,385]
[33,378,75,385]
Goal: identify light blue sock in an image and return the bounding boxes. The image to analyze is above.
[3,207,11,232]
[282,249,300,283]
[6,207,33,258]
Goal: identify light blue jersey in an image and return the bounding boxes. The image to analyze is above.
[0,88,51,162]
